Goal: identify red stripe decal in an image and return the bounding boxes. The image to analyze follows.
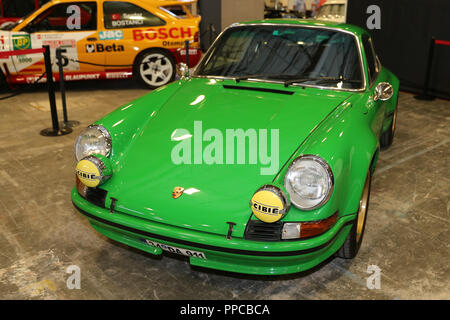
[435,39,450,46]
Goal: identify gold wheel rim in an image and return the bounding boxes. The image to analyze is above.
[356,172,370,242]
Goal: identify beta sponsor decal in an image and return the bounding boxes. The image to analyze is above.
[86,43,124,53]
[133,27,193,41]
[12,34,31,50]
[99,30,124,40]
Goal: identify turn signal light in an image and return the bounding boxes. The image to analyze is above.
[281,213,338,240]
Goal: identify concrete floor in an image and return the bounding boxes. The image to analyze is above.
[0,80,448,299]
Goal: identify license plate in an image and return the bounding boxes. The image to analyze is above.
[141,239,206,260]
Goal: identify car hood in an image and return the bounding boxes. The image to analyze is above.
[105,78,352,237]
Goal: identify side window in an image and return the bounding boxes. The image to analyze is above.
[362,35,377,84]
[103,1,166,29]
[25,2,97,32]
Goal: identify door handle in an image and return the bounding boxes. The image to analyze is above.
[87,37,97,42]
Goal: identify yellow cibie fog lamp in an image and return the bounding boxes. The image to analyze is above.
[76,154,112,188]
[250,185,290,223]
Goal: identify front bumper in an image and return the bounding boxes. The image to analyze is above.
[72,187,355,275]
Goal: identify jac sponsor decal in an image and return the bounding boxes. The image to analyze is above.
[133,27,193,41]
[12,34,31,50]
[86,43,124,53]
[99,30,124,40]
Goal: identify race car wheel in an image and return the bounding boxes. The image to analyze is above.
[337,170,372,259]
[380,100,398,150]
[134,49,176,89]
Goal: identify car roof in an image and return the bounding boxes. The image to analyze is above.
[237,19,368,37]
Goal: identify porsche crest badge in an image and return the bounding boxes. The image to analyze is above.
[172,187,184,199]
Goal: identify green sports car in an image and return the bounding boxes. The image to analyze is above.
[72,19,399,275]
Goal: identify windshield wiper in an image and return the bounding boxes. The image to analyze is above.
[284,77,361,87]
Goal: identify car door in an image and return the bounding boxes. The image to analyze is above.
[101,0,167,68]
[12,1,104,76]
[362,34,386,135]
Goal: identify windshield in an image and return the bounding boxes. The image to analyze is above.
[195,25,364,90]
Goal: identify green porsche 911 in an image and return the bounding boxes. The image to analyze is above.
[72,19,399,275]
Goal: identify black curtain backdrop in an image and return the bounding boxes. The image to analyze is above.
[197,0,222,52]
[347,0,450,99]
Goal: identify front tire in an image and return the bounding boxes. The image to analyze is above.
[380,102,398,150]
[337,170,372,259]
[134,49,176,89]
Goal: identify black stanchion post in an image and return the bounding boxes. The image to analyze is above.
[185,40,190,68]
[415,37,436,101]
[56,47,79,128]
[40,45,72,136]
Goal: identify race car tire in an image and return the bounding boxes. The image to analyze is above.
[337,170,372,259]
[380,99,398,150]
[0,69,8,92]
[134,49,176,89]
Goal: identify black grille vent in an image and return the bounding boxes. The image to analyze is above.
[245,220,283,241]
[85,187,107,208]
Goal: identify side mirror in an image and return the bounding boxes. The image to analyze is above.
[176,63,190,79]
[374,82,393,101]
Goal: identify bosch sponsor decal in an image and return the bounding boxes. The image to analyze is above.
[99,30,124,40]
[86,43,124,53]
[133,27,193,41]
[12,34,31,50]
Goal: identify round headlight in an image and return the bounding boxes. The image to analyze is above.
[284,155,334,210]
[74,125,111,161]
